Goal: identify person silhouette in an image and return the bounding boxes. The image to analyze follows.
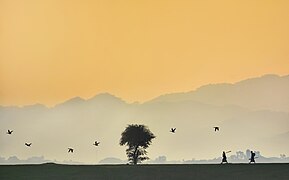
[221,151,228,164]
[249,151,256,164]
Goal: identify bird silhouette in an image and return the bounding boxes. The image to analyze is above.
[7,130,13,135]
[214,127,220,131]
[93,141,100,146]
[25,143,32,147]
[170,128,176,133]
[68,148,74,153]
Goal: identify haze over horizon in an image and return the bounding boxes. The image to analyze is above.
[1,75,289,164]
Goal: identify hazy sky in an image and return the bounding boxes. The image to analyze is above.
[1,0,289,106]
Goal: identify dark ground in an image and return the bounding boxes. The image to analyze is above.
[0,163,288,180]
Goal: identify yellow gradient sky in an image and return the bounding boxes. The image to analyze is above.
[0,0,289,106]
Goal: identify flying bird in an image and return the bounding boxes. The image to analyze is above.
[170,128,176,133]
[25,143,32,147]
[213,127,220,131]
[93,141,100,146]
[7,130,13,135]
[68,148,74,153]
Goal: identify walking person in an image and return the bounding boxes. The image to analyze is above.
[249,151,256,164]
[221,151,228,164]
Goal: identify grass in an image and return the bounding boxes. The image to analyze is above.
[0,163,288,180]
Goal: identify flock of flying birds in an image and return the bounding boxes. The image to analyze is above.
[6,126,220,154]
[6,129,100,153]
[170,126,219,133]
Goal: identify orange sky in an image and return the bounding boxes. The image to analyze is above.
[0,0,289,106]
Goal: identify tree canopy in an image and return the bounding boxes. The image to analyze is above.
[120,124,155,165]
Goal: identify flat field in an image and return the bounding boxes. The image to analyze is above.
[0,163,288,180]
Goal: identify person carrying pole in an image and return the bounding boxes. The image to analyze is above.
[221,151,228,164]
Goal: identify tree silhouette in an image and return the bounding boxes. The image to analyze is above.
[120,124,156,165]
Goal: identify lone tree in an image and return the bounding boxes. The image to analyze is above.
[120,124,156,165]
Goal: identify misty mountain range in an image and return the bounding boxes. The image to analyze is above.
[150,74,289,112]
[0,74,288,164]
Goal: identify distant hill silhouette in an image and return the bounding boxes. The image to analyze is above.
[148,74,289,112]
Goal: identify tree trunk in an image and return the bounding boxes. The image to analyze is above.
[133,146,139,165]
